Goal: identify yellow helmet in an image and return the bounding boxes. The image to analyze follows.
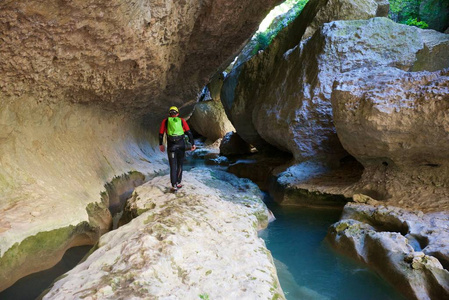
[169,106,179,114]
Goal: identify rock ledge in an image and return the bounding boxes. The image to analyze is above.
[44,168,284,299]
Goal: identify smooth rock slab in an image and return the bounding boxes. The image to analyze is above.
[44,168,284,299]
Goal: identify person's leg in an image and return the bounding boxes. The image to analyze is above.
[167,150,177,187]
[176,148,185,186]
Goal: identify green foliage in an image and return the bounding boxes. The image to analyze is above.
[405,17,429,28]
[252,0,308,53]
[199,293,210,300]
[388,0,428,29]
[255,32,270,51]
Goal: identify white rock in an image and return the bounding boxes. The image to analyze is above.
[43,168,284,299]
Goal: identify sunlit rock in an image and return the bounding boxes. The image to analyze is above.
[327,203,449,300]
[302,0,383,41]
[332,66,449,211]
[44,168,284,299]
[189,74,235,142]
[224,15,449,210]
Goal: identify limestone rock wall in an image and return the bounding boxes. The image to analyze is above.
[222,12,449,210]
[0,0,281,115]
[327,202,449,300]
[0,0,282,291]
[0,100,166,291]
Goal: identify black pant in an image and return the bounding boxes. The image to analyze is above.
[167,138,185,186]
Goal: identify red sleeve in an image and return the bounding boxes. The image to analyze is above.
[181,118,190,131]
[159,119,167,134]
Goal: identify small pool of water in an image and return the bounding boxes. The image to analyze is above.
[259,199,406,300]
[0,245,91,300]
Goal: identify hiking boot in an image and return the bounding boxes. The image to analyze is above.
[176,183,183,188]
[171,185,178,192]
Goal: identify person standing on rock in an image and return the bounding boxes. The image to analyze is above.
[159,106,196,191]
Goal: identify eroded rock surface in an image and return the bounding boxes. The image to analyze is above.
[328,202,449,300]
[332,67,449,212]
[0,103,166,291]
[189,74,235,142]
[225,17,449,210]
[0,0,281,114]
[44,168,284,299]
[222,0,449,163]
[0,0,282,290]
[221,0,385,161]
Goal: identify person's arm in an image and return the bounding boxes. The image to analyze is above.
[159,119,167,152]
[182,119,196,150]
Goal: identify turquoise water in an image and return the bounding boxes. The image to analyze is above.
[259,200,406,300]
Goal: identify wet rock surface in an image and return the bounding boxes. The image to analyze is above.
[43,168,284,299]
[327,202,449,300]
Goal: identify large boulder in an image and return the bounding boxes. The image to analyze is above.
[223,16,449,209]
[327,202,449,300]
[189,100,235,141]
[189,73,235,141]
[331,66,449,210]
[43,168,284,299]
[221,0,385,161]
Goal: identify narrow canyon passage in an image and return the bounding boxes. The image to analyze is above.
[1,0,448,299]
[0,150,404,300]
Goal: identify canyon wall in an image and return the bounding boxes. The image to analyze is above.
[0,0,281,290]
[221,0,386,161]
[220,0,449,210]
[217,0,449,297]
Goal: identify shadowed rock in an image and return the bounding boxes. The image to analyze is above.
[220,131,253,156]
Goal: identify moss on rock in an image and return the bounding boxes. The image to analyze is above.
[0,222,97,291]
